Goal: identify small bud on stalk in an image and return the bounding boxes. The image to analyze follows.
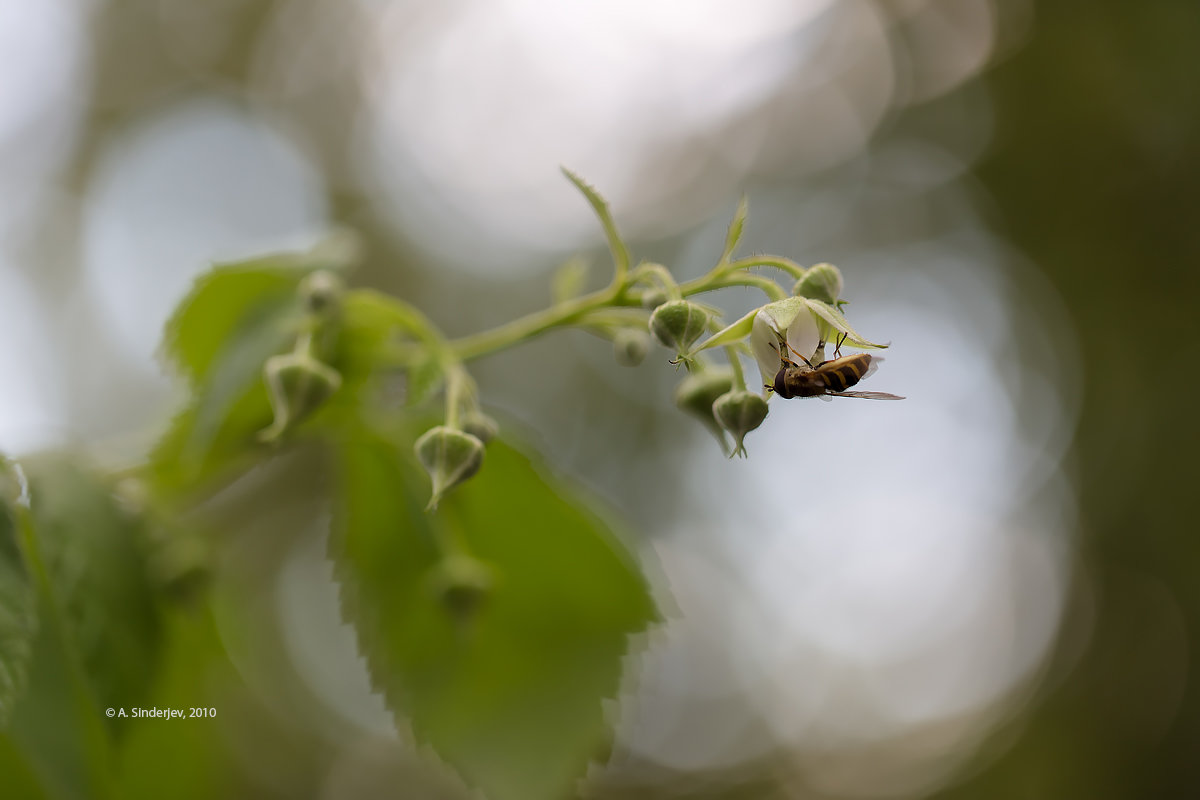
[713,390,769,457]
[649,300,708,355]
[415,426,485,510]
[640,289,669,310]
[300,269,345,315]
[674,367,735,453]
[462,410,499,444]
[259,352,343,443]
[792,263,844,306]
[613,328,649,366]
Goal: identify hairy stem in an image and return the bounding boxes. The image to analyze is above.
[449,286,622,361]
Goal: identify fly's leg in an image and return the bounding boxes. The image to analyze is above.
[832,331,848,359]
[783,339,817,369]
[769,334,802,368]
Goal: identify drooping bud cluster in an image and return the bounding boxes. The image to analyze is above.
[414,426,485,510]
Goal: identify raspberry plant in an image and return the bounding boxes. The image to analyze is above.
[0,171,891,800]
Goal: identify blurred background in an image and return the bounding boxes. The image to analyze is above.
[1,0,1197,797]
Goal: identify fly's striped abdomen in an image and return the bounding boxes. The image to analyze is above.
[817,354,871,392]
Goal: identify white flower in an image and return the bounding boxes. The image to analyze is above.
[750,298,821,384]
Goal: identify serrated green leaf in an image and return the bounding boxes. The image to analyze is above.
[332,427,657,800]
[116,607,238,800]
[22,460,162,724]
[720,196,748,264]
[551,257,589,304]
[3,459,163,800]
[0,493,37,729]
[161,257,322,385]
[803,298,887,349]
[562,168,631,282]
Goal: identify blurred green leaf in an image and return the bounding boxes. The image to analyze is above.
[721,196,748,264]
[117,607,235,800]
[162,261,304,385]
[405,356,445,408]
[334,289,444,409]
[551,257,590,303]
[562,168,631,281]
[2,458,163,800]
[151,260,317,495]
[22,459,162,727]
[332,427,657,800]
[0,492,37,729]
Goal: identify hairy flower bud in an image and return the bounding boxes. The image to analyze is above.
[674,367,734,453]
[640,289,669,310]
[713,390,769,458]
[613,328,649,366]
[792,263,844,305]
[414,426,485,510]
[649,300,708,354]
[462,410,499,444]
[259,352,342,442]
[300,269,345,315]
[427,553,495,623]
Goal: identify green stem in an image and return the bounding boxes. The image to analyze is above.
[450,286,621,361]
[629,262,681,299]
[725,345,747,390]
[682,274,788,302]
[443,367,467,428]
[725,255,807,280]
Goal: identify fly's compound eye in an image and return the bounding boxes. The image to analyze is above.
[773,368,790,398]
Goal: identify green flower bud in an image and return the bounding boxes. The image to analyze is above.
[649,300,708,354]
[259,352,343,443]
[427,553,495,624]
[674,367,734,453]
[792,263,844,305]
[713,389,769,458]
[640,288,669,310]
[613,328,649,366]
[414,426,485,510]
[300,269,345,315]
[462,410,499,444]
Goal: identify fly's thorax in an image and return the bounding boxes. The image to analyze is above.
[778,365,826,398]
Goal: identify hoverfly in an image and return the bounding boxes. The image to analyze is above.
[768,332,904,401]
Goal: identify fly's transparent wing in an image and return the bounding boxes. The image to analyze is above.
[825,390,905,400]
